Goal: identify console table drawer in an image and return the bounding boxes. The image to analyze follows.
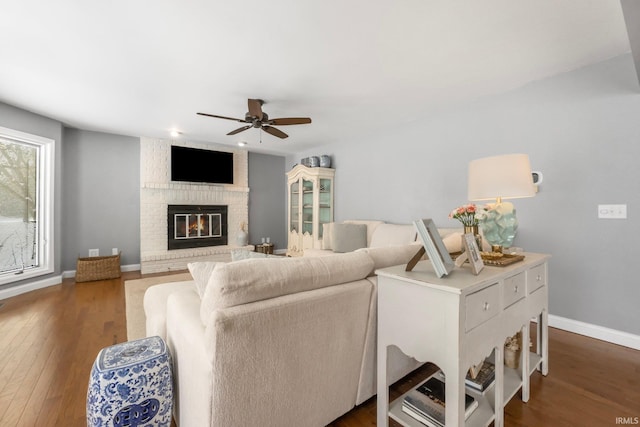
[504,272,526,308]
[465,283,500,331]
[528,264,546,294]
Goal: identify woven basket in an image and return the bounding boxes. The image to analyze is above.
[76,253,121,282]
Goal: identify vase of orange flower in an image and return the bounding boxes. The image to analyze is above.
[449,204,482,251]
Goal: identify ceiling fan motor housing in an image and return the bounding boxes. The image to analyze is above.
[246,112,269,127]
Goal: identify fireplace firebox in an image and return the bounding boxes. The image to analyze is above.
[168,205,228,250]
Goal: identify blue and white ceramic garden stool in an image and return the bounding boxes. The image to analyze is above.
[87,336,173,427]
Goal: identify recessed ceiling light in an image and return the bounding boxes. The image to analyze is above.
[237,141,247,147]
[170,130,181,138]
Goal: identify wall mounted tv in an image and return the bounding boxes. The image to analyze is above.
[171,146,234,184]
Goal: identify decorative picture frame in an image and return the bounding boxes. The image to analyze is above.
[406,219,455,278]
[455,232,485,275]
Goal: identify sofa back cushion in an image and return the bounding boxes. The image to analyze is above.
[188,261,220,297]
[322,222,334,250]
[369,223,417,248]
[332,223,367,253]
[344,220,384,247]
[200,251,374,322]
[356,243,423,276]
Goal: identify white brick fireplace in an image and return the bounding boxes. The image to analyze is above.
[140,137,250,274]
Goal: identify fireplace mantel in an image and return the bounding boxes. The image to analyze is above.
[140,137,250,274]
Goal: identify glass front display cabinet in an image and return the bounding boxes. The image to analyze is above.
[287,165,335,256]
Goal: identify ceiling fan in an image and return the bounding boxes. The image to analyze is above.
[197,98,312,139]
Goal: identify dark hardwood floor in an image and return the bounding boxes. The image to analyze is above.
[0,272,638,426]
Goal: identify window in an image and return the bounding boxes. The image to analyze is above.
[0,127,54,284]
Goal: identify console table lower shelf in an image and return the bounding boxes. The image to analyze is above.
[388,352,543,427]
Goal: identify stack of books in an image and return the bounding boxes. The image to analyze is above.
[401,373,478,427]
[465,360,496,392]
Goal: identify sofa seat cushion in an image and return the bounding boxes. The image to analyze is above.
[369,223,417,248]
[200,251,375,321]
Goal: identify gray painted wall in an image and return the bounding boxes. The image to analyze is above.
[290,53,640,336]
[1,104,287,281]
[61,129,140,269]
[248,152,287,250]
[58,133,287,269]
[0,102,63,290]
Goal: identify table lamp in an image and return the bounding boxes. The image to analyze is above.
[467,153,536,253]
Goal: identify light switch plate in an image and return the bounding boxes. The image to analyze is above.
[598,204,627,219]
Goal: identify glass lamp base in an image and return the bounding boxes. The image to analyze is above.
[480,201,518,249]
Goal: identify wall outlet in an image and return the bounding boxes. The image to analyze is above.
[112,248,118,255]
[598,204,627,219]
[88,249,99,257]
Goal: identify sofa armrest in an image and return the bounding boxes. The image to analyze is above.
[143,280,196,341]
[165,288,212,427]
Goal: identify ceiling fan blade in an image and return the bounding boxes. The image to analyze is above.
[269,117,312,126]
[262,125,288,139]
[247,99,263,120]
[197,112,247,123]
[227,125,252,135]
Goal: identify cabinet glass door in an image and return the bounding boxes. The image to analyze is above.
[318,178,332,238]
[302,178,313,235]
[290,180,299,232]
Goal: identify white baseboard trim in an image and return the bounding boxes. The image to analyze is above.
[0,275,62,300]
[548,314,640,351]
[2,264,142,300]
[121,264,141,272]
[62,263,141,279]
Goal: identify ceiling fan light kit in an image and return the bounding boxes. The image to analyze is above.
[197,98,312,141]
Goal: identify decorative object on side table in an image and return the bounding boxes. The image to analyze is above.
[504,332,522,369]
[407,219,455,277]
[255,237,274,254]
[449,203,483,251]
[237,221,248,246]
[468,153,536,253]
[87,336,173,427]
[455,233,484,275]
[466,360,495,392]
[479,251,525,266]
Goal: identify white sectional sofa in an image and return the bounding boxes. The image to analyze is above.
[143,222,464,427]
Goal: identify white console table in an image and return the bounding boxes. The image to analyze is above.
[376,253,550,427]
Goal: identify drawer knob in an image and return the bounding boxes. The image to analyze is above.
[483,302,490,311]
[537,274,542,282]
[514,285,519,293]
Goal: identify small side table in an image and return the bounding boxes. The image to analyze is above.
[87,336,173,427]
[255,243,275,254]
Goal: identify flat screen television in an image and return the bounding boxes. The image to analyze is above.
[171,146,233,184]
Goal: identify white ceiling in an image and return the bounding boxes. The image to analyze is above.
[0,0,633,155]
